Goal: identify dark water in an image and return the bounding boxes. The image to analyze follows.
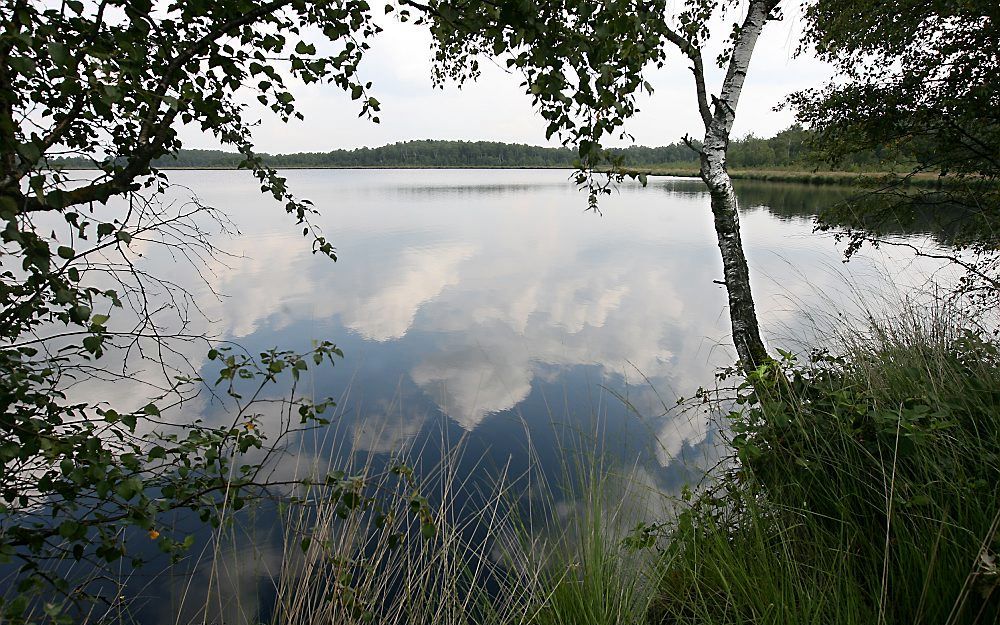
[67,169,950,622]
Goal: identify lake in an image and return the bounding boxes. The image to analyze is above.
[86,169,950,622]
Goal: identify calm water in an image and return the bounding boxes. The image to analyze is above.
[85,169,950,621]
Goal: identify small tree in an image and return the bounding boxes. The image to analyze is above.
[0,1,439,621]
[661,0,779,368]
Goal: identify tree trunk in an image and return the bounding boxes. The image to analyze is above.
[700,149,769,369]
[681,0,777,372]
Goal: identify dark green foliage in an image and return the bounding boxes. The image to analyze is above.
[0,0,383,259]
[791,0,1000,306]
[0,338,352,622]
[54,141,580,169]
[645,321,1000,624]
[794,0,1000,182]
[266,140,572,168]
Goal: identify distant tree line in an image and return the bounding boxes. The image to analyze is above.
[50,126,884,170]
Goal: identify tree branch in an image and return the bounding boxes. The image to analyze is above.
[137,0,296,154]
[871,237,1000,293]
[681,133,699,153]
[662,26,711,130]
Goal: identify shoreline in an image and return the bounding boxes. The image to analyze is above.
[631,167,948,186]
[53,164,950,187]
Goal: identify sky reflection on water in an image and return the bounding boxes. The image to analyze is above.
[170,170,941,461]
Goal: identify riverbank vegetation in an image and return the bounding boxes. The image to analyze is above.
[645,303,1000,624]
[161,301,1000,625]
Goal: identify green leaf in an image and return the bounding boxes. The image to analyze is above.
[115,477,142,501]
[121,413,137,431]
[58,521,80,539]
[0,194,18,218]
[101,84,121,102]
[294,41,316,55]
[48,42,70,66]
[57,246,75,259]
[9,56,36,74]
[16,141,41,163]
[420,522,436,539]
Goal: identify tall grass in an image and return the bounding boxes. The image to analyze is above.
[270,438,519,625]
[649,301,1000,624]
[506,438,659,625]
[262,423,657,625]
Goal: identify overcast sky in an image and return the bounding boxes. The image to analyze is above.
[178,7,833,153]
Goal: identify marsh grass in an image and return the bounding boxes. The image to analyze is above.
[191,402,662,625]
[649,300,1000,624]
[505,439,659,625]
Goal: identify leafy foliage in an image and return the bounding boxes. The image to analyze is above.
[1,0,383,257]
[791,0,1000,307]
[0,340,347,622]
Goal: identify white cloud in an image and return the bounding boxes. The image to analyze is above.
[341,243,475,341]
[410,339,536,430]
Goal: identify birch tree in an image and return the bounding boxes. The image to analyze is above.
[424,0,780,370]
[663,0,779,368]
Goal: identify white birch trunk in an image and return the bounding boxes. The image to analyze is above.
[698,0,775,369]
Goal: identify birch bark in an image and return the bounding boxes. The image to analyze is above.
[670,0,776,370]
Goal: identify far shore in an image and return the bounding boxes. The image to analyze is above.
[54,164,953,187]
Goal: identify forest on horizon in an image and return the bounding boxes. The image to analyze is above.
[51,125,886,171]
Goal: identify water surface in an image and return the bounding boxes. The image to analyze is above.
[91,169,949,622]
